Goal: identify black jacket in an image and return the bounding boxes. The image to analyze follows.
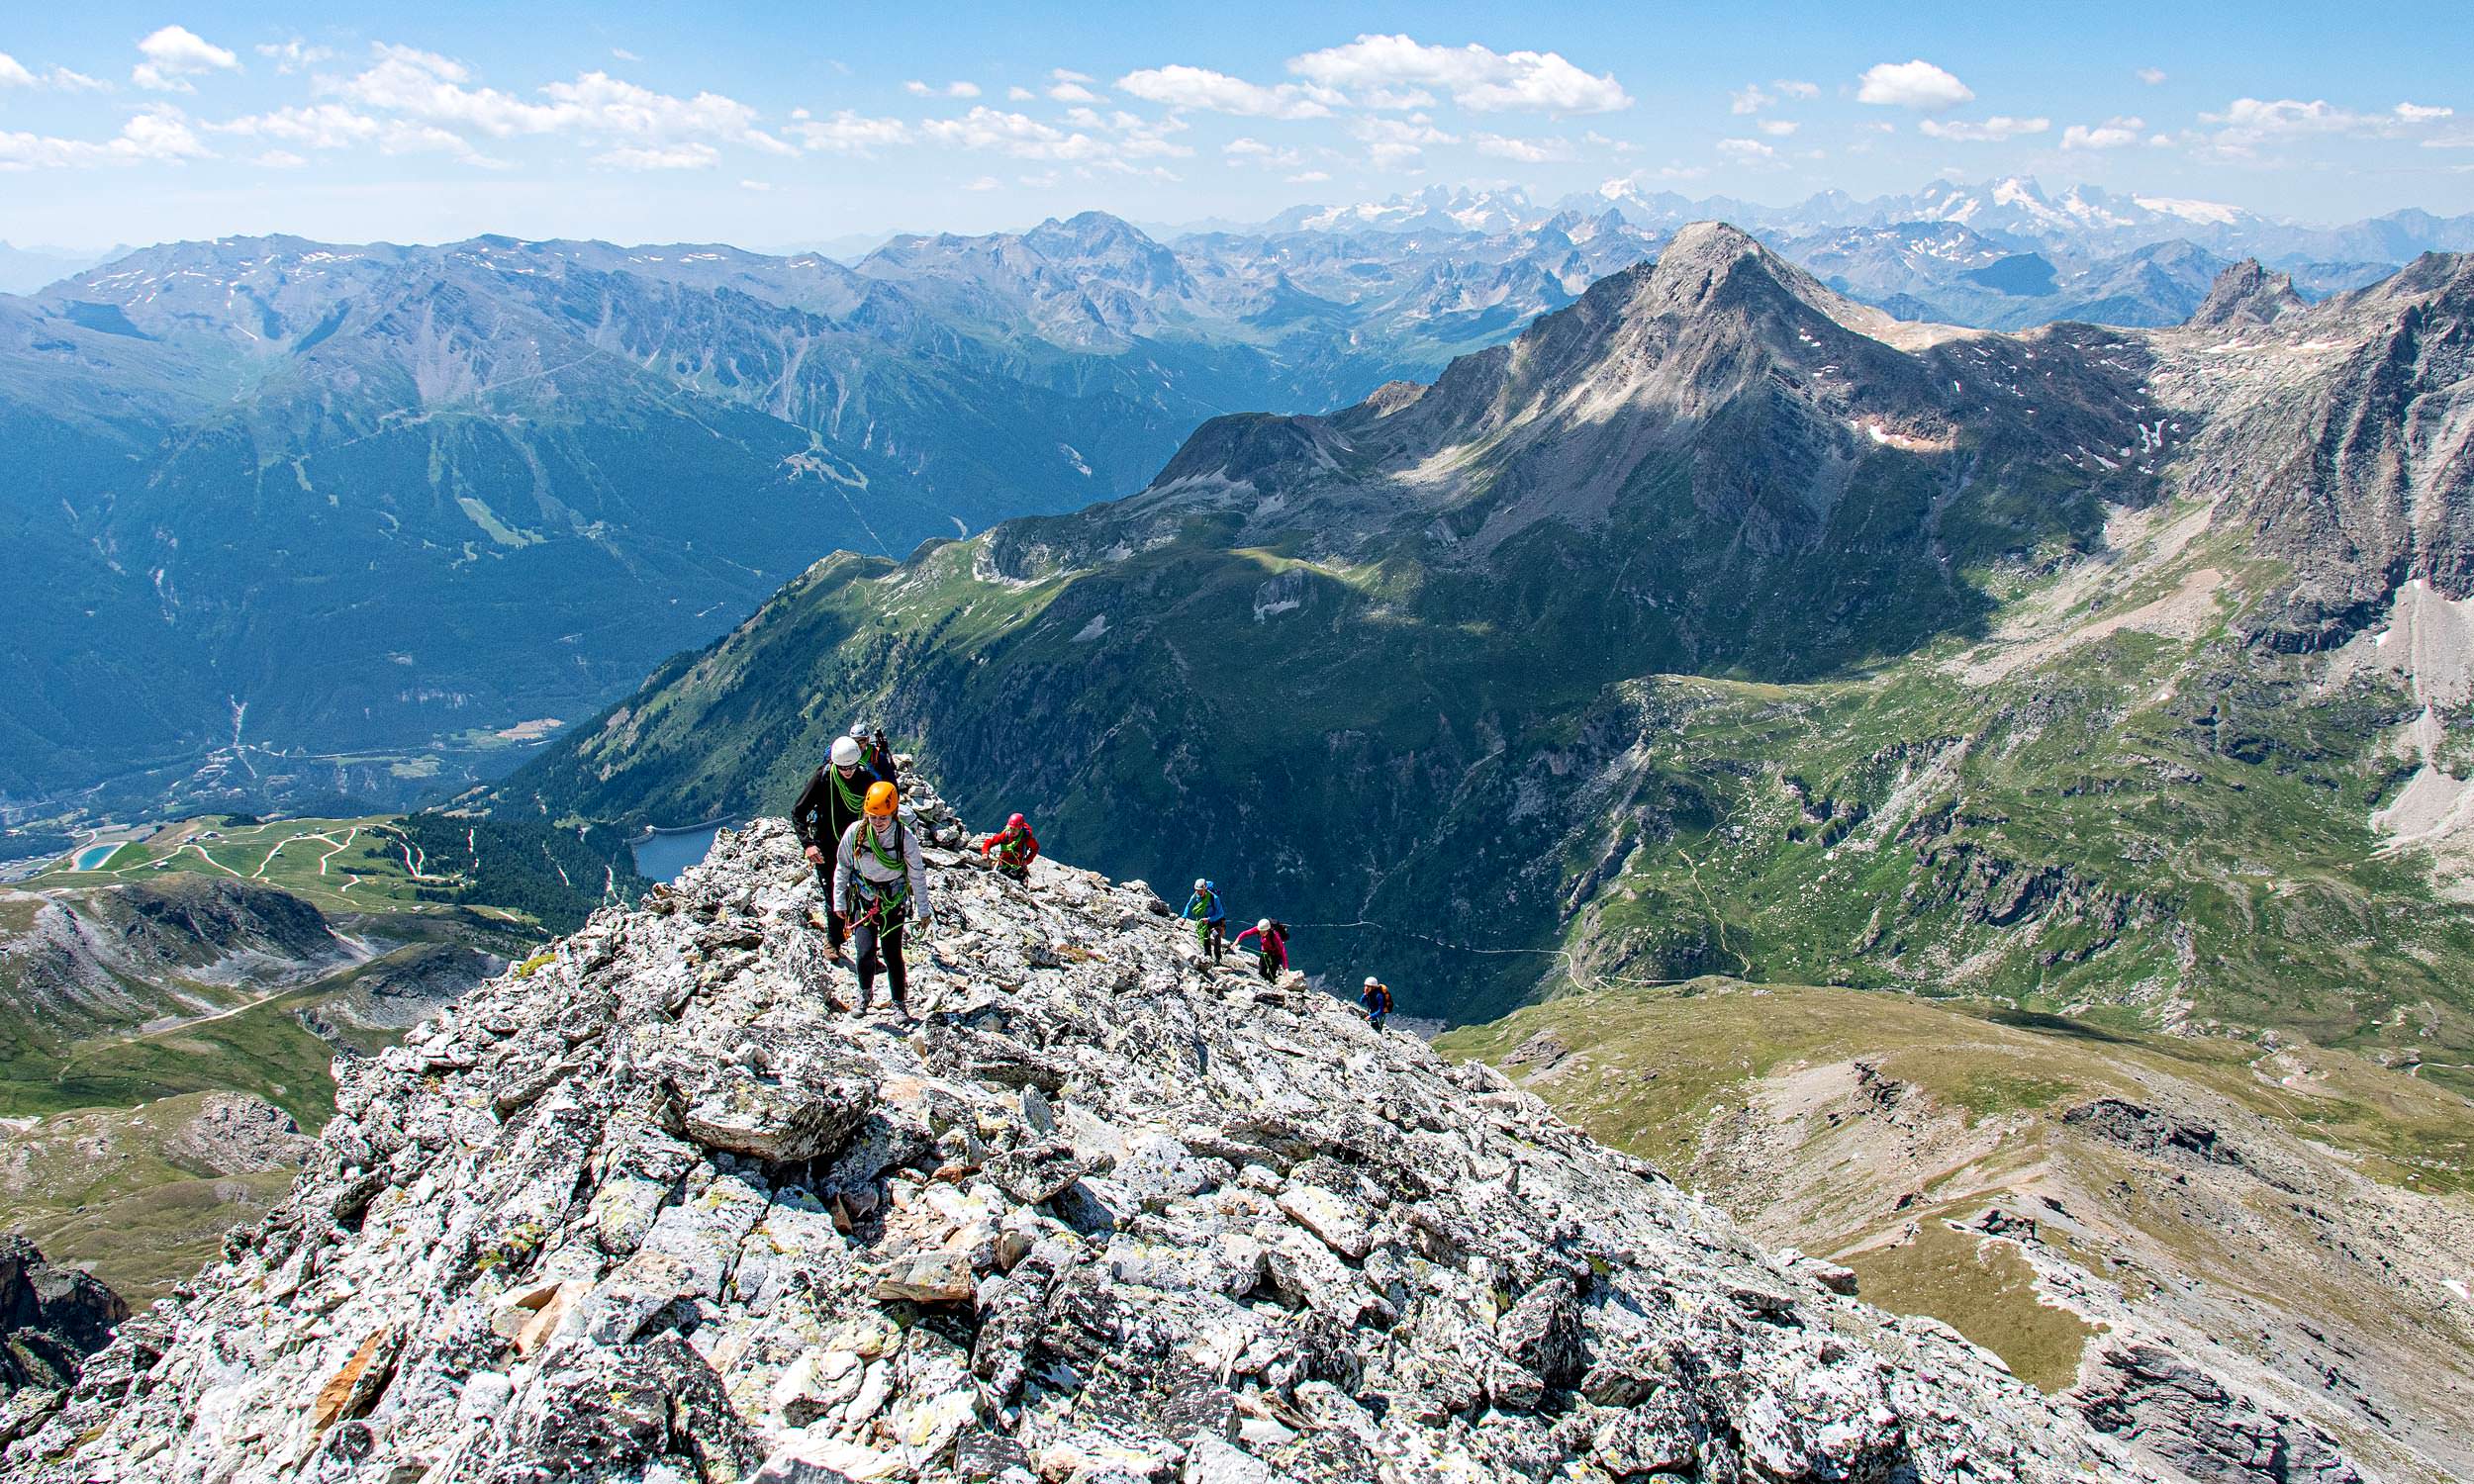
[793,762,887,855]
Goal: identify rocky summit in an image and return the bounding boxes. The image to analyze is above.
[11,776,2309,1483]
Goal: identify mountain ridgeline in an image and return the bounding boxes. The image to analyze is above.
[491,221,2457,1031]
[1,216,1650,818]
[9,183,2461,826]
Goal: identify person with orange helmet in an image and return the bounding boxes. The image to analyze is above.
[981,812,1039,883]
[833,780,929,1014]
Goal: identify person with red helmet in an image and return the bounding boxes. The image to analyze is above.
[981,812,1040,883]
[833,780,928,1015]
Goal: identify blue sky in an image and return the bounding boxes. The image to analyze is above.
[1,1,2467,249]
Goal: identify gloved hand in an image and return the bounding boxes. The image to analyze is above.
[804,845,824,865]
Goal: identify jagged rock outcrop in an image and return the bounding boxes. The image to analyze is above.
[0,1239,126,1428]
[2187,260,2305,327]
[1,791,2204,1483]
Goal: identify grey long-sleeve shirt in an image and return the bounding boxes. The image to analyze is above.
[834,816,927,918]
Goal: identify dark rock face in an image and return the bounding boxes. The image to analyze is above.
[2078,1341,2363,1484]
[0,1238,128,1403]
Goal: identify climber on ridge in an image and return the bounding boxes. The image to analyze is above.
[1361,974,1393,1032]
[1234,917,1289,981]
[850,721,895,780]
[982,812,1040,883]
[795,733,890,957]
[834,780,929,1016]
[1184,879,1228,964]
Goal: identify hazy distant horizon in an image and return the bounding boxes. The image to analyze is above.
[1,4,2466,249]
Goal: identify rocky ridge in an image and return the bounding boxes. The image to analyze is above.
[0,773,2230,1483]
[0,1238,126,1421]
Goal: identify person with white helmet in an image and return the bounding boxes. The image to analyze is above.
[1182,879,1227,963]
[1360,974,1394,1031]
[793,731,889,956]
[1232,917,1290,981]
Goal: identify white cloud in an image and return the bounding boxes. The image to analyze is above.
[739,177,771,190]
[380,122,506,164]
[1006,86,1034,101]
[2195,96,2458,156]
[133,26,238,92]
[334,45,782,162]
[0,105,212,168]
[1286,33,1631,113]
[48,67,109,92]
[1856,59,1973,111]
[1773,79,1819,99]
[1286,168,1329,181]
[1049,82,1100,103]
[2136,66,2167,86]
[221,104,503,166]
[1716,137,1777,163]
[1115,64,1331,119]
[2061,116,2143,150]
[1352,114,1457,164]
[1583,129,1638,155]
[256,39,333,75]
[612,48,641,62]
[0,53,34,88]
[595,141,719,169]
[1917,115,2049,141]
[213,103,381,149]
[963,174,999,191]
[1729,84,1771,115]
[1474,132,1570,162]
[789,110,911,155]
[904,79,980,98]
[254,149,307,168]
[1220,136,1303,168]
[1756,119,1798,137]
[919,105,1111,162]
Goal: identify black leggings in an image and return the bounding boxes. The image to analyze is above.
[851,918,906,1004]
[813,866,846,950]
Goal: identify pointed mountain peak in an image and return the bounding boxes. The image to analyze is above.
[2190,258,2304,326]
[1640,222,1844,318]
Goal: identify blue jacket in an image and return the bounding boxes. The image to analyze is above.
[1183,888,1225,924]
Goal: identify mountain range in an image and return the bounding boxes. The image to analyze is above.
[487,225,2474,1080]
[0,217,1635,819]
[1285,176,2474,266]
[10,177,2466,827]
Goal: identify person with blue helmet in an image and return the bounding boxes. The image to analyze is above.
[1183,878,1228,963]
